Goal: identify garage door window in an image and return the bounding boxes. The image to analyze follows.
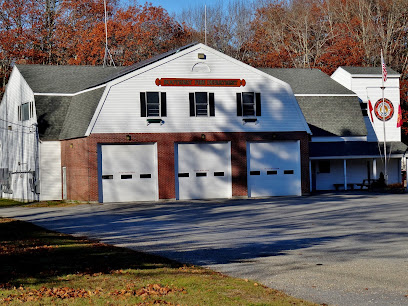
[236,92,261,116]
[140,92,167,117]
[189,92,215,116]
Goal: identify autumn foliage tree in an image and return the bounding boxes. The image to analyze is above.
[0,0,192,94]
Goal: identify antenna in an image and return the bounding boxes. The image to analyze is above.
[204,4,207,45]
[103,0,116,67]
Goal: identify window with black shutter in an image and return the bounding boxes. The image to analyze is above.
[189,92,215,117]
[236,92,261,117]
[140,92,167,117]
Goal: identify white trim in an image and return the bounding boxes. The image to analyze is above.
[33,84,107,97]
[351,74,400,78]
[311,136,367,142]
[310,154,404,160]
[295,94,357,97]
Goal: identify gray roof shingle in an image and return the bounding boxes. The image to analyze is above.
[258,68,355,95]
[59,87,106,140]
[297,96,367,137]
[17,43,198,94]
[339,66,400,76]
[17,65,126,94]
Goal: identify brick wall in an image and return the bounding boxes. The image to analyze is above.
[61,131,310,202]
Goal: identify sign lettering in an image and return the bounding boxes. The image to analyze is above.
[156,78,246,87]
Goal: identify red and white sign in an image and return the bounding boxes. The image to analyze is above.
[374,98,394,121]
[155,78,246,87]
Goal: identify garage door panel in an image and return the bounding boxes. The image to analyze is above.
[176,143,232,200]
[100,144,158,202]
[248,141,301,197]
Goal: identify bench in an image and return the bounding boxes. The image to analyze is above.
[356,179,377,190]
[333,183,355,191]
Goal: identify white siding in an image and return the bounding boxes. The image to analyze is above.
[0,67,39,202]
[352,77,400,142]
[39,141,62,201]
[332,68,401,143]
[331,68,352,89]
[90,45,309,135]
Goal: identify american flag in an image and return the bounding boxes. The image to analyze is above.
[381,50,387,82]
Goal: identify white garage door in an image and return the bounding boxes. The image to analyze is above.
[248,141,301,197]
[100,144,158,202]
[176,142,232,200]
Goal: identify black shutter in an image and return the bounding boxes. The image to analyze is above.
[236,93,242,116]
[255,93,261,116]
[160,92,167,117]
[209,93,215,116]
[189,93,195,116]
[140,92,146,117]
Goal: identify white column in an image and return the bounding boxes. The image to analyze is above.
[373,159,377,179]
[344,159,347,190]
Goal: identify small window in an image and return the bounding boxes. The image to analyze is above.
[102,175,113,179]
[196,172,207,177]
[214,172,224,176]
[237,92,261,117]
[140,174,151,178]
[267,170,278,175]
[140,92,167,117]
[250,171,261,175]
[121,174,132,179]
[284,170,294,174]
[178,173,189,177]
[318,160,330,173]
[189,92,215,117]
[19,102,33,121]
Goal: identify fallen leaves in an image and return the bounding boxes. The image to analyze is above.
[109,283,187,299]
[2,284,186,303]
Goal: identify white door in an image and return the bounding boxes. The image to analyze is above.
[248,141,301,197]
[176,142,232,200]
[100,144,158,202]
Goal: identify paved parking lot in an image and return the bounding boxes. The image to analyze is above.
[2,192,408,305]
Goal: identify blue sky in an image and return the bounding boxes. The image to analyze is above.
[138,1,220,15]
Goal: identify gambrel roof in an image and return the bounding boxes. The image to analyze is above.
[258,68,367,137]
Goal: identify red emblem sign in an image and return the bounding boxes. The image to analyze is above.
[155,78,246,87]
[374,98,394,121]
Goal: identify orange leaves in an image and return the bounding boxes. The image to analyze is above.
[109,283,187,300]
[2,284,186,303]
[2,286,96,303]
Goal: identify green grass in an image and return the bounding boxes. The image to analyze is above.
[0,199,94,208]
[0,199,25,207]
[0,218,318,305]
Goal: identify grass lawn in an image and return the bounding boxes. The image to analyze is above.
[0,198,93,208]
[0,217,318,305]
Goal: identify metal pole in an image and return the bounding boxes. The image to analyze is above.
[103,0,108,67]
[204,5,207,45]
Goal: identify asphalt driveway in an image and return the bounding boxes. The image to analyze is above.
[1,192,408,305]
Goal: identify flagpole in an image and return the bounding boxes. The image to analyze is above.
[381,50,387,184]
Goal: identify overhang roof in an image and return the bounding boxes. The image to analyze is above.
[310,141,408,158]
